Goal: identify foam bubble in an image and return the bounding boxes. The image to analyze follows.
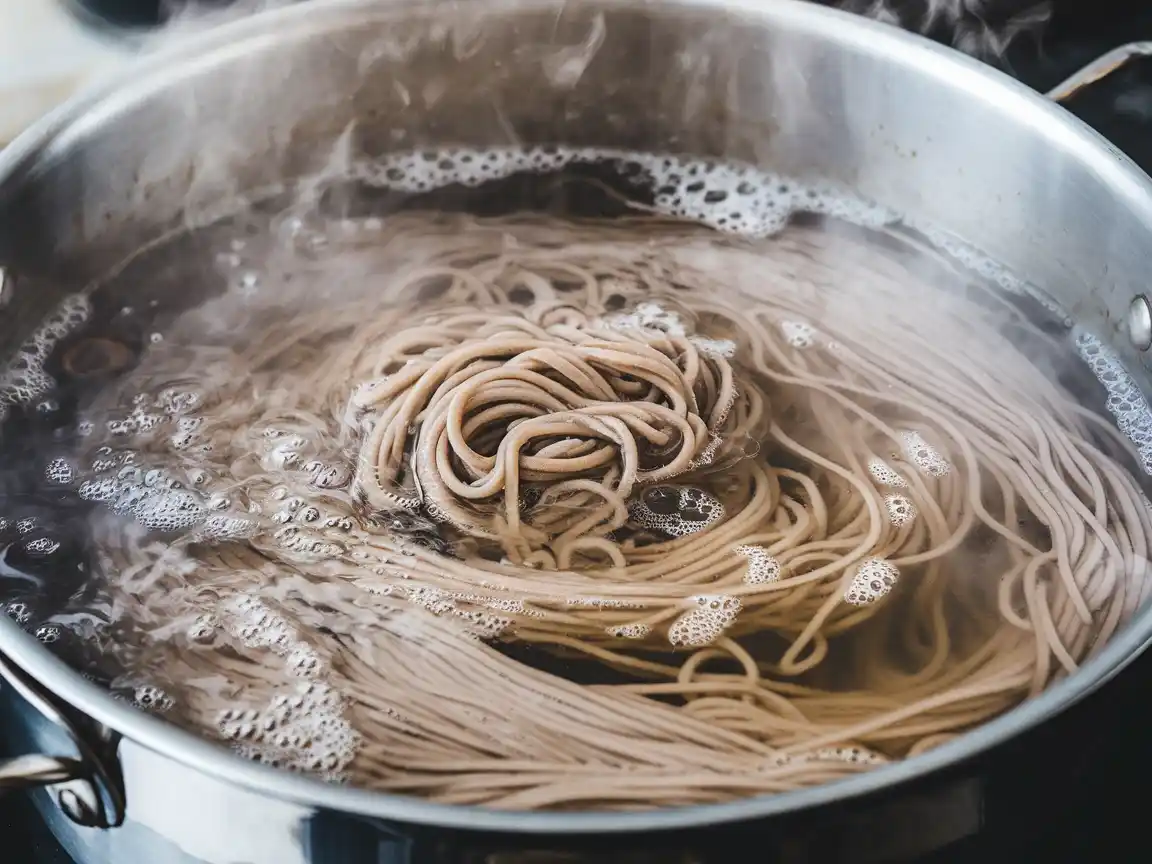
[604,301,689,337]
[899,430,952,478]
[358,147,898,238]
[844,558,900,606]
[807,746,886,766]
[219,680,361,781]
[692,337,737,358]
[765,745,886,770]
[1076,330,1152,474]
[735,544,782,584]
[188,613,218,643]
[395,585,515,640]
[781,320,817,349]
[567,597,645,610]
[24,537,61,556]
[688,432,724,470]
[668,594,741,647]
[44,458,75,486]
[607,623,650,639]
[629,485,725,538]
[884,494,917,527]
[133,684,174,714]
[0,294,90,423]
[867,457,908,488]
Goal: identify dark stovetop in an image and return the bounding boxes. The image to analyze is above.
[9,4,1152,863]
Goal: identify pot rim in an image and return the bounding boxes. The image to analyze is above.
[2,0,1151,836]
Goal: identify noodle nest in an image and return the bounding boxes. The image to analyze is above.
[67,211,1152,810]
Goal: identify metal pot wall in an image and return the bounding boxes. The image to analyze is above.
[2,1,1152,861]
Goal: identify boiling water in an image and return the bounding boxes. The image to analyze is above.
[1,148,1149,797]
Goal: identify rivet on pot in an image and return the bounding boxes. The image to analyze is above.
[1128,295,1152,352]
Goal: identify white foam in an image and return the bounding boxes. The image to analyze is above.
[208,594,361,779]
[629,485,725,538]
[866,457,908,488]
[692,337,737,358]
[766,745,886,770]
[899,430,952,478]
[844,558,900,606]
[606,623,650,639]
[735,544,782,584]
[781,320,817,349]
[667,594,742,647]
[133,684,175,714]
[1076,330,1152,474]
[884,494,917,527]
[0,294,90,423]
[395,584,515,640]
[356,147,898,239]
[44,457,74,486]
[604,301,689,338]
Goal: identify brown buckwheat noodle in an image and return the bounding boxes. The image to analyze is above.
[77,210,1152,811]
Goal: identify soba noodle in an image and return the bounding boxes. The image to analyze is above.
[58,208,1152,810]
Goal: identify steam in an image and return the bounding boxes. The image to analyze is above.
[835,0,1051,57]
[150,0,293,39]
[145,0,1051,60]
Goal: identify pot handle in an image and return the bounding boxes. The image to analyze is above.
[1045,41,1152,102]
[0,650,126,828]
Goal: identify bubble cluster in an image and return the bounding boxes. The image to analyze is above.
[385,584,517,641]
[688,432,724,470]
[218,681,361,780]
[0,294,90,423]
[899,430,952,478]
[80,472,208,533]
[884,494,917,527]
[187,613,218,643]
[78,396,263,541]
[668,594,742,647]
[766,745,886,770]
[736,544,782,584]
[193,594,361,776]
[607,623,651,639]
[359,147,897,238]
[4,600,33,625]
[691,337,737,358]
[24,537,61,556]
[201,514,259,541]
[629,486,725,538]
[1076,331,1152,473]
[44,458,75,486]
[843,558,901,606]
[866,457,908,488]
[220,594,324,676]
[80,430,262,543]
[567,597,645,610]
[133,684,174,714]
[604,301,690,337]
[781,320,817,349]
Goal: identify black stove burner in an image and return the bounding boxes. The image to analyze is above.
[10,4,1152,863]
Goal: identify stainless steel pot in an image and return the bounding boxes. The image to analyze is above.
[1,2,1151,862]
